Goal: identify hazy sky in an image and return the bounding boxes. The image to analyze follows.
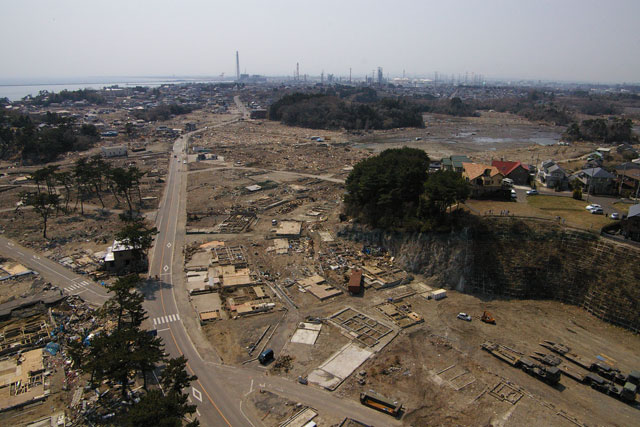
[1,0,639,83]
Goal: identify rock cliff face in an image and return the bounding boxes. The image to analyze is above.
[339,218,640,332]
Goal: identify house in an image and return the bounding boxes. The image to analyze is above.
[442,155,472,173]
[348,269,363,295]
[101,145,127,158]
[570,167,616,195]
[461,163,504,197]
[538,160,568,190]
[184,122,197,132]
[491,160,530,185]
[613,163,640,194]
[104,240,136,273]
[622,204,640,241]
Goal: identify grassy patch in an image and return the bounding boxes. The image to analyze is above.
[527,195,612,229]
[465,195,615,230]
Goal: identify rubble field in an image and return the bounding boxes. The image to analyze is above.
[183,111,640,426]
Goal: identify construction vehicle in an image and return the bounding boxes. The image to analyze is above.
[359,390,403,417]
[542,340,626,384]
[519,357,561,385]
[481,311,496,324]
[541,341,637,403]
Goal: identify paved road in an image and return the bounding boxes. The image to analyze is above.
[234,95,250,119]
[144,129,401,426]
[0,236,109,305]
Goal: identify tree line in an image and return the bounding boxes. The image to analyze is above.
[268,93,424,130]
[132,104,195,122]
[344,147,470,232]
[68,274,199,426]
[20,155,148,238]
[0,110,100,163]
[563,117,636,143]
[27,88,106,106]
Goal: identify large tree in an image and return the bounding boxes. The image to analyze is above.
[419,170,470,217]
[83,274,164,398]
[19,191,59,238]
[122,357,199,427]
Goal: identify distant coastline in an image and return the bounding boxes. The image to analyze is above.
[0,76,227,101]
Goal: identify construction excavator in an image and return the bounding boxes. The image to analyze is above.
[481,311,496,324]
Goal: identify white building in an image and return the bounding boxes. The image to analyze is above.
[101,145,127,158]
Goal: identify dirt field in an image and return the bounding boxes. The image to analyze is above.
[337,291,640,426]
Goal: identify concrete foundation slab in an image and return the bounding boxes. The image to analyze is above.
[308,342,373,390]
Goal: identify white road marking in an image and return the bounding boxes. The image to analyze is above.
[192,387,202,402]
[167,242,172,248]
[152,314,180,326]
[244,379,254,396]
[156,328,169,332]
[163,265,169,272]
[7,242,14,247]
[33,255,40,259]
[16,251,24,255]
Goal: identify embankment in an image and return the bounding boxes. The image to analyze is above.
[339,218,640,332]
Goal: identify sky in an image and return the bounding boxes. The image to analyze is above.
[1,0,639,83]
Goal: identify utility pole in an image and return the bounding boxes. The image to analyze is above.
[618,162,627,195]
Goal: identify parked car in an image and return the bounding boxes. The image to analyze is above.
[258,348,274,365]
[298,376,308,385]
[590,207,604,215]
[526,189,539,195]
[457,312,472,321]
[610,212,621,220]
[510,189,517,199]
[585,204,601,211]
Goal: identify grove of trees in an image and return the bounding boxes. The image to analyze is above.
[19,155,150,238]
[0,109,100,163]
[268,93,424,130]
[344,147,470,231]
[563,117,636,143]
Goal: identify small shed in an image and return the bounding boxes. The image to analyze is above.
[348,269,363,295]
[430,289,447,300]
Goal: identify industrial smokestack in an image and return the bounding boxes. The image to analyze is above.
[236,51,240,81]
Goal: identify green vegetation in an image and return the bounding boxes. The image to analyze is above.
[344,147,469,231]
[563,117,636,143]
[18,158,149,238]
[420,170,470,217]
[19,191,59,238]
[0,109,100,163]
[269,93,424,130]
[70,274,199,426]
[132,104,195,122]
[413,96,478,117]
[116,219,158,268]
[28,88,105,106]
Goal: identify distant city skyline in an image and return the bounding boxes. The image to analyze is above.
[1,0,639,84]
